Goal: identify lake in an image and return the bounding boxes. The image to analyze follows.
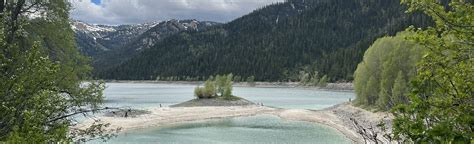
[91,82,355,144]
[103,82,354,110]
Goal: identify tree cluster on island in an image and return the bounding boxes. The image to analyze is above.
[194,74,238,100]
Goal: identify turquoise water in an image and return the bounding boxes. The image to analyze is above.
[104,83,354,110]
[103,115,350,144]
[95,83,355,143]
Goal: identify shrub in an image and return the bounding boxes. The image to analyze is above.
[194,80,216,99]
[318,75,328,87]
[222,74,233,98]
[194,74,235,99]
[194,87,206,98]
[246,76,255,87]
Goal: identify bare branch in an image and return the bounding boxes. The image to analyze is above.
[46,107,120,124]
[20,1,40,14]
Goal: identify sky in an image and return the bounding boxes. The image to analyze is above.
[70,0,284,25]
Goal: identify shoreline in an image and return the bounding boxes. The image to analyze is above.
[77,103,390,143]
[102,80,354,91]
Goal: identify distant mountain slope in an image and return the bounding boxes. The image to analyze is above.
[99,0,432,81]
[90,19,221,73]
[72,20,157,57]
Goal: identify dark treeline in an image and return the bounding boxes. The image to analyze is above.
[97,0,432,81]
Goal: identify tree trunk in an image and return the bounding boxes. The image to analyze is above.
[6,0,25,44]
[0,0,4,14]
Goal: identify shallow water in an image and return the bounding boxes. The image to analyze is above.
[92,82,355,143]
[103,83,354,110]
[102,115,351,144]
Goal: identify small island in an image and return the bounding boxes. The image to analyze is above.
[172,74,256,107]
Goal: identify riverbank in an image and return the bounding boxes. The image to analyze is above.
[77,102,392,143]
[103,80,353,90]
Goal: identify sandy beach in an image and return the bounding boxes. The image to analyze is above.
[78,106,279,132]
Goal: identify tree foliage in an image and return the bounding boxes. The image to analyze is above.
[194,74,234,99]
[194,79,216,99]
[0,0,113,142]
[297,69,329,87]
[246,76,256,87]
[354,32,425,110]
[392,0,473,142]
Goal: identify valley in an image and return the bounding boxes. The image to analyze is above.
[1,0,470,143]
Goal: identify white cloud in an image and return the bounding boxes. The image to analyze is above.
[70,0,284,25]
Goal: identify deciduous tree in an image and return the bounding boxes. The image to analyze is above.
[392,0,473,142]
[0,1,115,142]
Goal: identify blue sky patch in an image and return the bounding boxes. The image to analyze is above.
[91,0,101,5]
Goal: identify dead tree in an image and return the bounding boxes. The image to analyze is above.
[350,117,399,144]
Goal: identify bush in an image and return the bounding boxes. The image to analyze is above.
[222,74,233,98]
[194,80,216,99]
[246,76,255,87]
[194,74,234,99]
[318,75,328,87]
[194,87,205,98]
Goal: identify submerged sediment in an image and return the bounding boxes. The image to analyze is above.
[78,103,391,144]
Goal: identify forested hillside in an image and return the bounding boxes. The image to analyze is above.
[73,20,157,57]
[91,19,220,73]
[98,0,432,81]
